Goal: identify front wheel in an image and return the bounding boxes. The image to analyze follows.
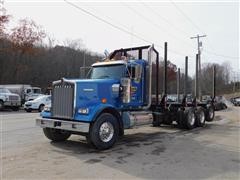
[38,104,44,112]
[89,113,119,150]
[43,128,71,142]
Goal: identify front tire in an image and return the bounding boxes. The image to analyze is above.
[89,113,119,150]
[43,128,71,142]
[38,104,44,112]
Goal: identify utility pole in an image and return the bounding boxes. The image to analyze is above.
[191,34,206,100]
[0,0,5,13]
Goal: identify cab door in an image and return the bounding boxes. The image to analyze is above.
[127,63,144,107]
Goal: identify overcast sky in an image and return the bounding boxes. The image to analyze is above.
[4,0,239,76]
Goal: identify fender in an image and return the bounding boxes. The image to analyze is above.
[91,104,124,136]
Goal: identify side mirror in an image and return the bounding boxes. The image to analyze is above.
[134,65,142,82]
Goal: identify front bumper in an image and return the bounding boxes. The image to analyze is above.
[24,104,38,110]
[4,101,21,107]
[36,117,90,133]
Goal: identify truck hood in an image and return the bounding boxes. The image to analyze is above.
[1,92,19,97]
[75,78,121,108]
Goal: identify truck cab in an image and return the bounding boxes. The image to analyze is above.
[37,45,156,149]
[36,44,215,150]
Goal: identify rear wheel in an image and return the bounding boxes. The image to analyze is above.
[176,109,185,129]
[195,107,206,127]
[89,113,119,150]
[43,128,71,142]
[205,105,215,122]
[0,101,4,110]
[183,108,196,129]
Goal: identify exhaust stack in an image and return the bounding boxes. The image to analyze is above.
[195,54,199,99]
[177,68,180,102]
[184,56,188,96]
[212,65,216,99]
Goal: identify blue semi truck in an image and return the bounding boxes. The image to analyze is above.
[36,43,215,150]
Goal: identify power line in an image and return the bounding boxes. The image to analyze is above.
[122,2,195,50]
[170,1,205,34]
[204,50,239,59]
[64,0,158,48]
[170,1,239,60]
[139,1,191,38]
[64,0,192,57]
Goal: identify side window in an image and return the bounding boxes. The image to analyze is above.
[127,66,136,79]
[127,64,142,82]
[26,89,31,94]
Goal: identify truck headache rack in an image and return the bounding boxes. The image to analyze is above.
[109,45,160,105]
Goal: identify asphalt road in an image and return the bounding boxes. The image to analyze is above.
[1,107,240,179]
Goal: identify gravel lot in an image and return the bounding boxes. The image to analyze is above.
[1,107,240,179]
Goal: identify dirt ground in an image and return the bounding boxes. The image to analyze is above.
[1,105,240,179]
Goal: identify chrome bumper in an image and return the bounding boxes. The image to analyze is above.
[36,117,89,133]
[4,101,21,106]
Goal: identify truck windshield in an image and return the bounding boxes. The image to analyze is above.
[90,64,125,79]
[0,88,11,93]
[33,88,41,94]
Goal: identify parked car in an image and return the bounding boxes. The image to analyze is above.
[231,97,240,106]
[0,87,21,111]
[214,96,227,110]
[24,95,51,112]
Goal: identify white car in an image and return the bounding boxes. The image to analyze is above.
[24,95,51,112]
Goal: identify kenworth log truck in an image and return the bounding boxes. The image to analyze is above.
[36,43,215,150]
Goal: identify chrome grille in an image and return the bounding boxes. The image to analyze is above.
[52,83,74,119]
[9,95,19,101]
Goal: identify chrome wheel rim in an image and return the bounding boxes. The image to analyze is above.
[99,122,114,143]
[188,112,195,126]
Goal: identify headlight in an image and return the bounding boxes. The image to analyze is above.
[78,108,89,114]
[4,95,9,101]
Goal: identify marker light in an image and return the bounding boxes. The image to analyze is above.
[101,98,107,103]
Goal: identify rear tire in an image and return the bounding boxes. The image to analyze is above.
[0,101,4,110]
[205,105,215,122]
[195,107,206,127]
[183,108,196,129]
[89,113,119,150]
[43,128,71,142]
[176,109,185,129]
